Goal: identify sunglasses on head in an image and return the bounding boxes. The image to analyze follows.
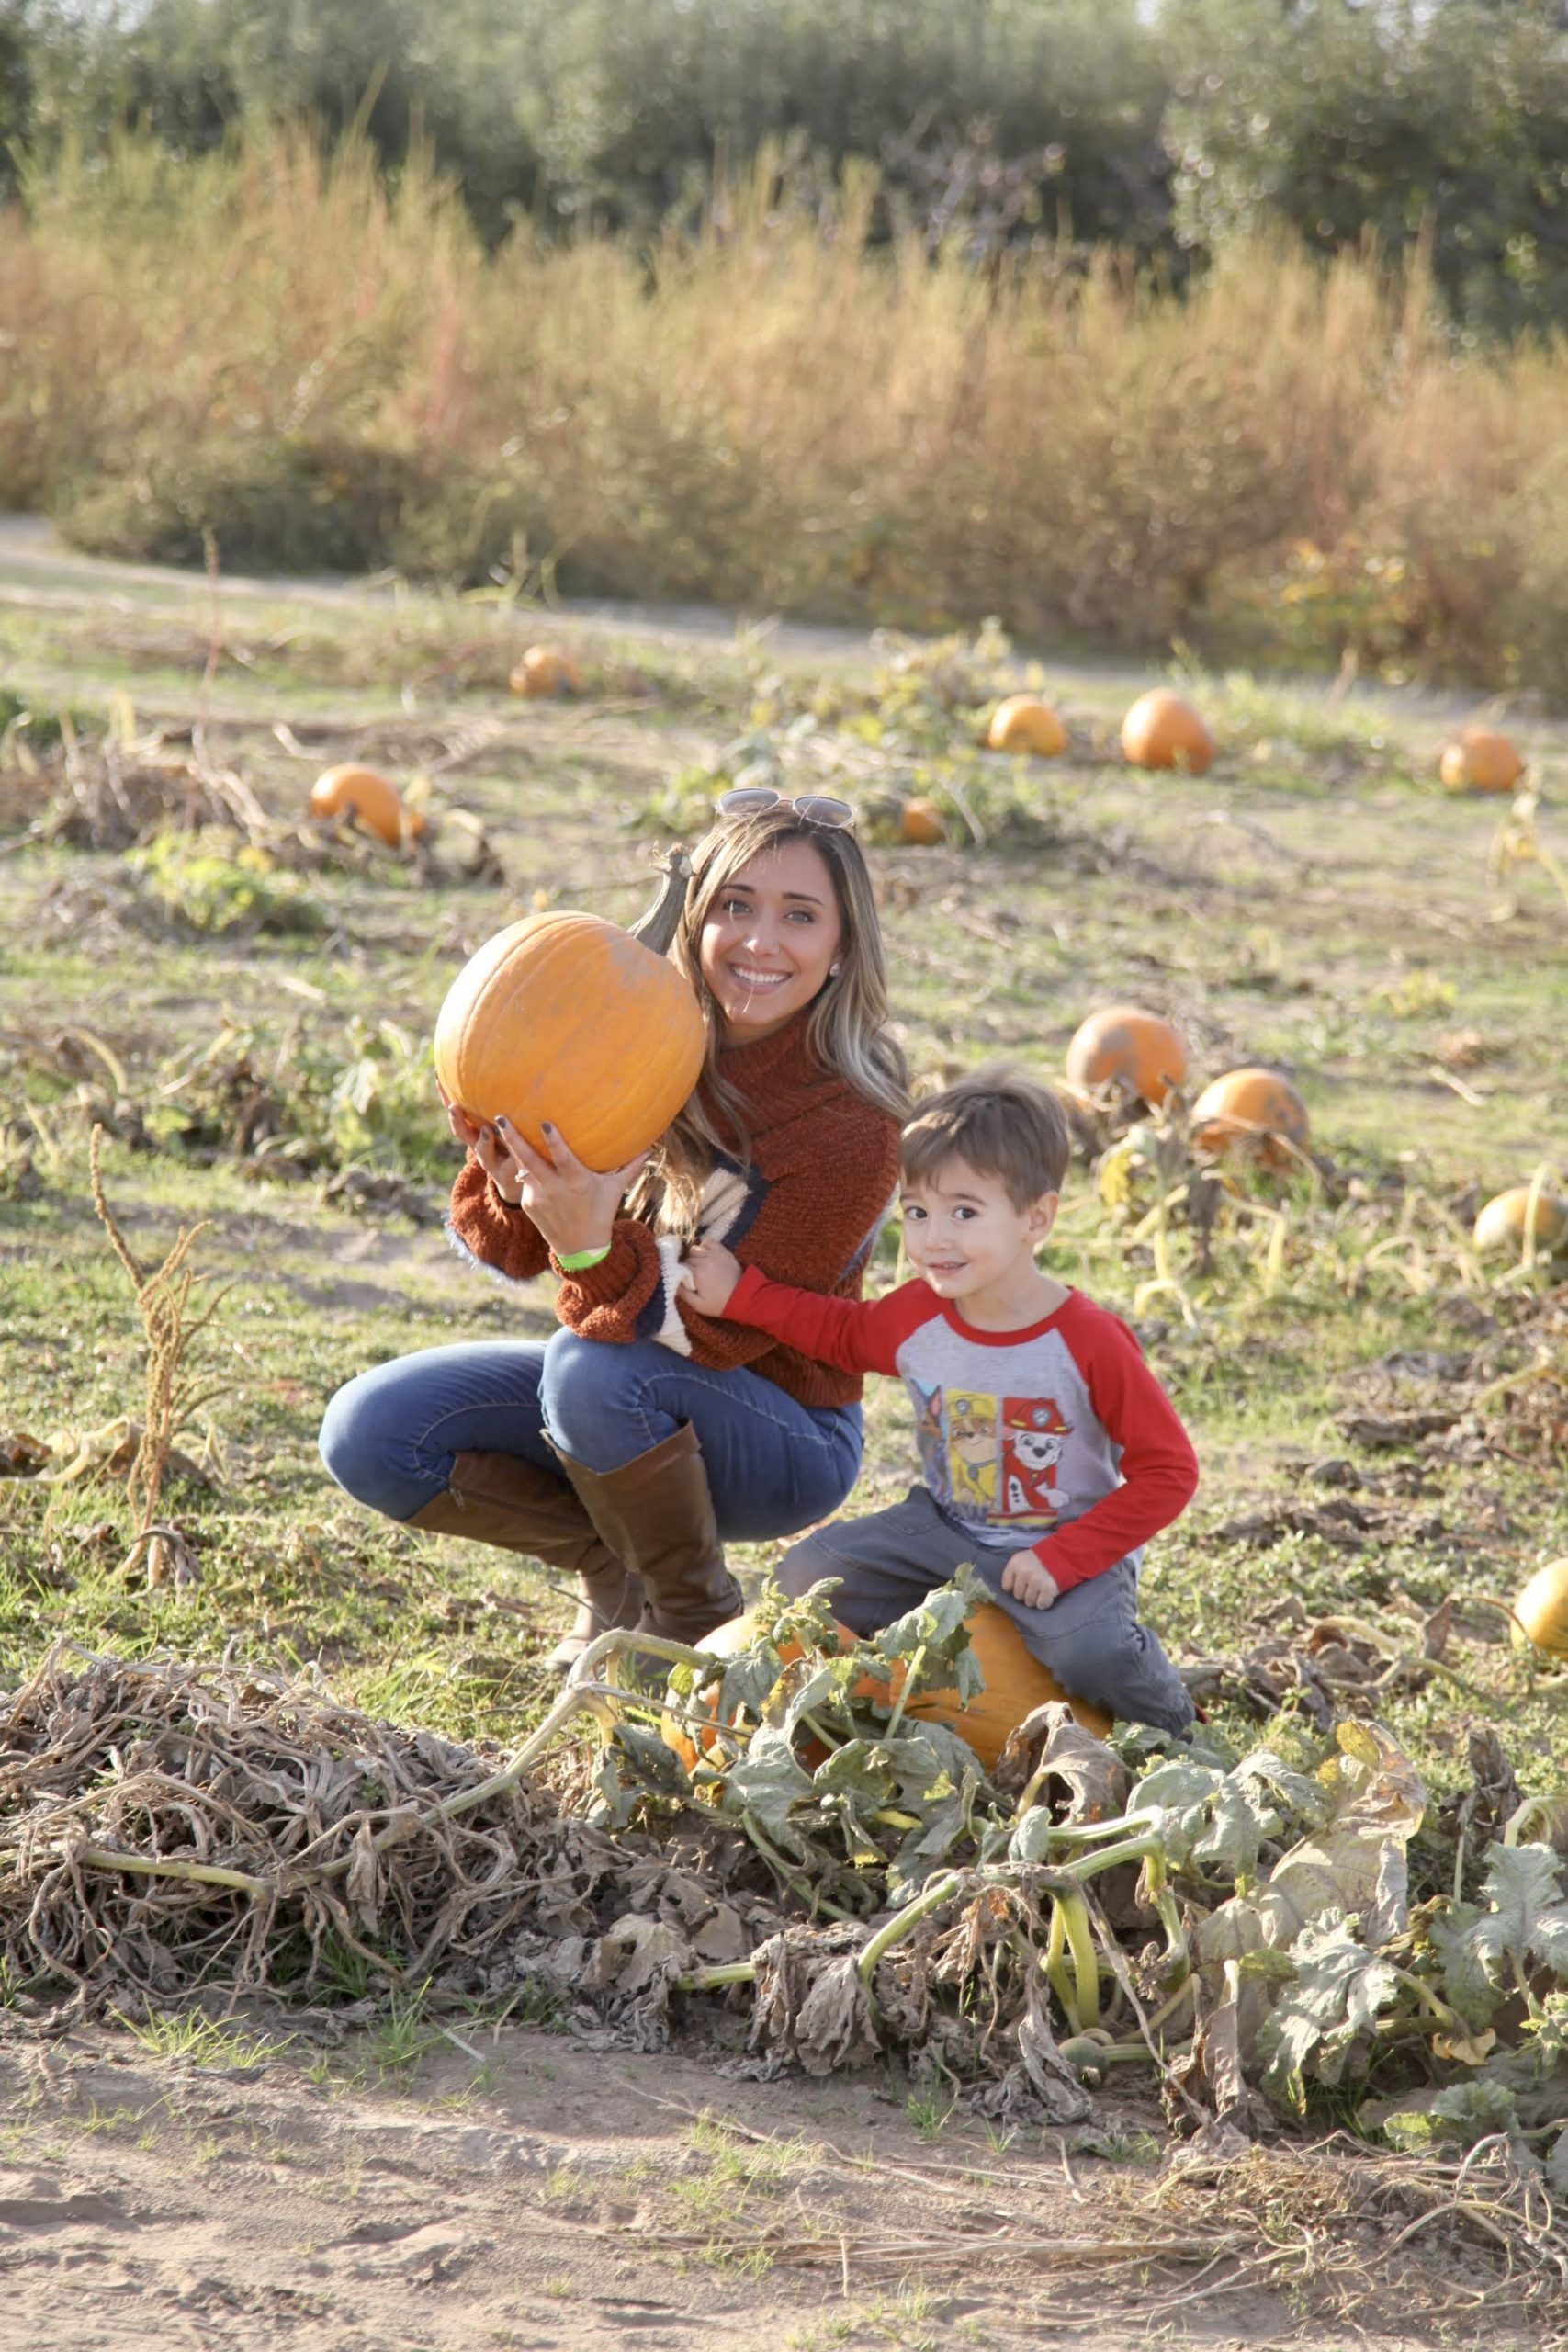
[715,786,856,831]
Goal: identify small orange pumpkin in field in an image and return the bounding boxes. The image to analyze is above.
[1190,1067,1311,1166]
[1065,1006,1188,1108]
[308,763,419,847]
[987,695,1066,758]
[662,1604,1111,1779]
[1439,728,1523,796]
[510,645,581,698]
[900,797,947,845]
[1472,1184,1568,1260]
[1121,690,1213,775]
[433,854,703,1171]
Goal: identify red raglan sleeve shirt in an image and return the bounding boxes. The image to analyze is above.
[723,1272,1198,1591]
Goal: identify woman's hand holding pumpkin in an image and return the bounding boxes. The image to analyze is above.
[489,1115,647,1259]
[438,1083,485,1155]
[680,1238,743,1317]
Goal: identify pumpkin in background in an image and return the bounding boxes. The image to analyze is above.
[308,763,418,847]
[900,797,947,845]
[662,1602,1111,1779]
[433,853,703,1171]
[1190,1067,1311,1166]
[1472,1184,1568,1260]
[987,695,1066,758]
[510,646,580,698]
[1121,690,1214,775]
[1439,728,1523,796]
[1065,1005,1188,1108]
[1510,1559,1568,1659]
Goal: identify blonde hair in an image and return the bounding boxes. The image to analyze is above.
[640,805,908,1232]
[900,1065,1070,1208]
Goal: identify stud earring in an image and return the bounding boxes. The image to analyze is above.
[829,961,842,978]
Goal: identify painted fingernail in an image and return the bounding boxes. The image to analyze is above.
[542,1121,555,1134]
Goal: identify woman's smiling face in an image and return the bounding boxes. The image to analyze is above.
[698,837,845,1042]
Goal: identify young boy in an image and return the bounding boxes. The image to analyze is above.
[681,1066,1198,1734]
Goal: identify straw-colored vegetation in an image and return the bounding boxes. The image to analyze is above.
[7,130,1568,693]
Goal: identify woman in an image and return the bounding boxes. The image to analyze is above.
[319,794,908,1669]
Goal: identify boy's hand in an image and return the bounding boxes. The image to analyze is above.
[681,1239,743,1316]
[1001,1549,1061,1611]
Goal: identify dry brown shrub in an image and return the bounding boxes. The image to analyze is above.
[9,130,1568,685]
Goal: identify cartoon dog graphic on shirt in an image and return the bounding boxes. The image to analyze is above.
[946,1391,999,1515]
[1000,1396,1071,1523]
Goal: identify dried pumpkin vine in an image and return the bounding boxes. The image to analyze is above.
[502,1571,1568,2176]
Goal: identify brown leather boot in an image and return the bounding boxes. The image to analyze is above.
[556,1422,742,1647]
[406,1450,643,1673]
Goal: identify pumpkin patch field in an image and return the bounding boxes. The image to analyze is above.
[0,541,1566,2347]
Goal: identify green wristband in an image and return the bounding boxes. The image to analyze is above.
[557,1242,613,1272]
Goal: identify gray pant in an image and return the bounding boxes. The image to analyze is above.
[777,1485,1194,1735]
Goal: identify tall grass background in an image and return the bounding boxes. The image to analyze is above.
[5,128,1568,695]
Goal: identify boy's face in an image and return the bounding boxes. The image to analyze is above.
[899,1156,1058,1303]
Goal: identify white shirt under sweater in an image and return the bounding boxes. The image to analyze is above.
[724,1269,1199,1592]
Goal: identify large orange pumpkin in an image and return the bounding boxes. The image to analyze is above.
[987,695,1066,758]
[662,1603,1111,1779]
[1511,1559,1568,1658]
[1190,1067,1311,1166]
[510,646,581,698]
[308,763,419,847]
[1439,729,1523,796]
[433,855,704,1171]
[1065,1006,1188,1108]
[1121,690,1213,775]
[1472,1184,1568,1260]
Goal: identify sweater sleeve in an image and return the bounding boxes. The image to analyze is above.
[722,1266,934,1375]
[1032,1310,1199,1593]
[446,1154,552,1283]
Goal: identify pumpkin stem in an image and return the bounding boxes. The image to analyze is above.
[629,848,693,956]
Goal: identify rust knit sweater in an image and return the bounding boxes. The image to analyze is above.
[445,1013,902,1408]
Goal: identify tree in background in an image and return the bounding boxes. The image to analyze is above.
[1163,0,1568,340]
[4,0,1568,334]
[0,0,1170,253]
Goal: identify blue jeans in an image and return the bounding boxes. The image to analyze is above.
[318,1331,863,1544]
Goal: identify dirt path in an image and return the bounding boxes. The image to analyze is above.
[0,2024,1495,2352]
[0,508,1534,735]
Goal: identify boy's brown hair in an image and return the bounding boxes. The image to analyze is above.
[899,1065,1070,1208]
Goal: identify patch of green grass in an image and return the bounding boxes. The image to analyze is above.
[904,2086,957,2143]
[114,2010,293,2069]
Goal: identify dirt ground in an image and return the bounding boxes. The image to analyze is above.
[0,2020,1521,2352]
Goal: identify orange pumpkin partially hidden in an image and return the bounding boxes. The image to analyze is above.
[987,695,1066,758]
[1190,1067,1311,1166]
[309,763,419,847]
[1121,690,1213,775]
[1472,1184,1568,1260]
[1510,1558,1568,1658]
[1065,1005,1188,1108]
[510,646,581,698]
[1439,728,1523,796]
[433,860,704,1172]
[900,797,947,845]
[662,1603,1111,1779]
